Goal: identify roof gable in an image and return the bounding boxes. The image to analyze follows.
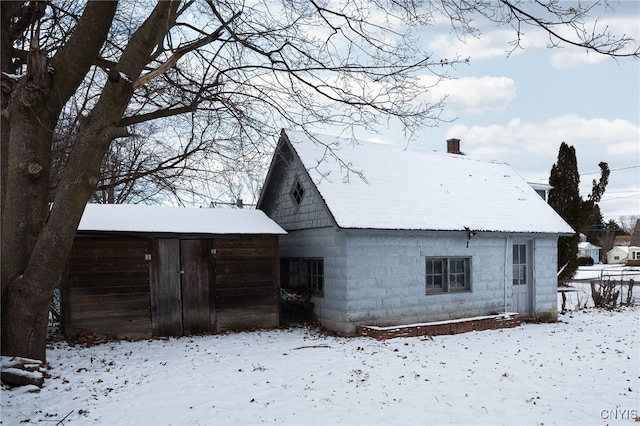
[278,129,573,234]
[607,246,628,254]
[78,204,286,235]
[630,219,640,247]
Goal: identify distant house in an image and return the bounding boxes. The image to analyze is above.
[613,235,631,247]
[578,234,600,264]
[528,182,552,201]
[628,219,640,266]
[257,130,573,335]
[606,246,628,264]
[63,204,286,339]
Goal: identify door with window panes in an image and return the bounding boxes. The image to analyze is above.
[512,240,533,317]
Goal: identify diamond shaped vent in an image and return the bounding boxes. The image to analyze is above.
[291,179,305,206]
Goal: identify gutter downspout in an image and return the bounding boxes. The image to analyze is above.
[504,234,510,313]
[532,238,537,317]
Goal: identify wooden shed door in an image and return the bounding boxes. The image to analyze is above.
[150,239,215,336]
[180,240,215,334]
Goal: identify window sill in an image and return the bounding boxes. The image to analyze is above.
[425,289,471,295]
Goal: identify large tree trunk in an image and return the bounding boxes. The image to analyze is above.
[1,40,59,362]
[1,1,120,362]
[1,1,179,362]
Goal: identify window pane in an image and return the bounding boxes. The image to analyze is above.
[512,244,527,286]
[449,259,468,290]
[513,265,526,285]
[305,259,323,292]
[426,259,445,292]
[280,260,300,289]
[425,259,446,292]
[513,244,527,264]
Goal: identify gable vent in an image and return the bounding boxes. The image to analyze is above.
[291,178,305,206]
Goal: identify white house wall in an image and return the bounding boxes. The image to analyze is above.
[531,237,560,320]
[281,228,559,335]
[279,227,348,332]
[606,247,628,264]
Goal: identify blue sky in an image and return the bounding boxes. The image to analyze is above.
[352,1,639,222]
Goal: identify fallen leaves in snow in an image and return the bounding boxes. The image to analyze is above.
[1,306,638,425]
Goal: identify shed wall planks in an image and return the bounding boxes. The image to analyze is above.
[214,236,280,331]
[64,234,280,339]
[63,237,152,339]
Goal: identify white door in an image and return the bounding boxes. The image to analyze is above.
[512,241,533,317]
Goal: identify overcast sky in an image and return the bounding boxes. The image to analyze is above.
[350,1,639,222]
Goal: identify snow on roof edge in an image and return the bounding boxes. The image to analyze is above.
[78,204,287,235]
[281,129,574,235]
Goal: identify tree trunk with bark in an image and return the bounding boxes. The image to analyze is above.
[1,1,178,362]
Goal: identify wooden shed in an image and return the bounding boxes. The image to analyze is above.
[62,204,286,339]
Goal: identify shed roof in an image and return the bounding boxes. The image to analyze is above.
[78,204,286,235]
[578,241,600,250]
[279,130,573,234]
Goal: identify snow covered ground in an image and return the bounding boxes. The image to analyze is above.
[2,304,638,425]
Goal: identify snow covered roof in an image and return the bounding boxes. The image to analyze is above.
[578,241,600,250]
[607,246,628,254]
[78,204,286,235]
[281,130,573,234]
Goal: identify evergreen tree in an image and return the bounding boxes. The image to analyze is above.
[548,142,609,281]
[584,205,604,245]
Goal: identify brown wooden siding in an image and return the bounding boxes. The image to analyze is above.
[214,236,280,331]
[64,234,280,339]
[63,237,152,339]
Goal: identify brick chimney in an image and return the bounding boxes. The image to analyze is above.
[447,138,461,154]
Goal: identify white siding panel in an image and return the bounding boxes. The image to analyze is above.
[279,227,559,334]
[533,237,559,321]
[279,227,350,333]
[330,231,558,334]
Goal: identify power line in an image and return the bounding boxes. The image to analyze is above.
[581,165,640,176]
[599,194,640,202]
[533,164,640,182]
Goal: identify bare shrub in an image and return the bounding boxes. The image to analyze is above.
[590,279,620,309]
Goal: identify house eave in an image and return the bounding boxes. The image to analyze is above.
[75,230,287,239]
[335,226,573,237]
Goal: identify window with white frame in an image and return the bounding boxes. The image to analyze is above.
[425,257,470,294]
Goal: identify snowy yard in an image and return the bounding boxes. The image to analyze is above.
[2,304,638,425]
